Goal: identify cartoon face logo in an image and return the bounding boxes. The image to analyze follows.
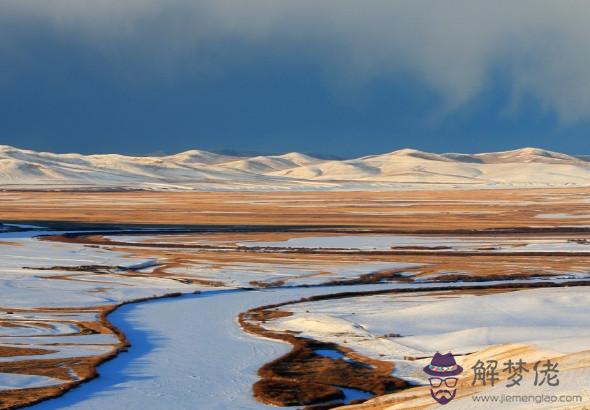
[423,352,463,405]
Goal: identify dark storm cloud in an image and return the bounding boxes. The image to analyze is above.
[2,1,590,122]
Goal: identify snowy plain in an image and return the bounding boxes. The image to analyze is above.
[240,234,590,253]
[265,287,590,383]
[3,225,590,409]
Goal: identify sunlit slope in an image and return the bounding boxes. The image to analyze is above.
[1,145,589,190]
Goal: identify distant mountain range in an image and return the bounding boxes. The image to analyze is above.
[1,145,589,191]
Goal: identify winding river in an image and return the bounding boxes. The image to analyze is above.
[28,284,398,410]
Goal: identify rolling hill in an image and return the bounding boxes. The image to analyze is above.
[0,145,589,191]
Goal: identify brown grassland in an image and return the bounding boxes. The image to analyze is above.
[1,187,589,229]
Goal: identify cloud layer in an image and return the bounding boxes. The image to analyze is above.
[2,0,590,122]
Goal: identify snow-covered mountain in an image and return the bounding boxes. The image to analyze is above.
[0,145,589,191]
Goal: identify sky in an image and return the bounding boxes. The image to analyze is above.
[1,1,590,157]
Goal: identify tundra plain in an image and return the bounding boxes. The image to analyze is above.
[1,188,590,409]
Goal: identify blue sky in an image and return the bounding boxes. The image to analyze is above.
[1,1,590,157]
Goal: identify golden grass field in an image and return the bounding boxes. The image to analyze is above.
[1,187,590,229]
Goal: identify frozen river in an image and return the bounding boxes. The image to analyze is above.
[29,285,396,410]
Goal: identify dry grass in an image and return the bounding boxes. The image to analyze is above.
[240,305,407,408]
[0,241,20,246]
[0,347,56,358]
[0,188,589,229]
[41,231,590,287]
[0,305,118,409]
